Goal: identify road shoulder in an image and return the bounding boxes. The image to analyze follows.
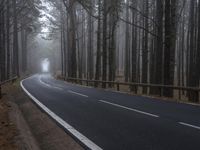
[2,81,83,150]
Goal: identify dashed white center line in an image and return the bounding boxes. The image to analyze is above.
[39,76,63,90]
[179,122,200,130]
[68,90,89,98]
[99,100,159,118]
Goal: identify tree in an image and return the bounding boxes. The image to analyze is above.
[63,0,77,78]
[102,0,108,88]
[154,0,163,94]
[124,0,130,82]
[142,0,149,94]
[163,0,177,97]
[95,0,102,83]
[87,0,94,80]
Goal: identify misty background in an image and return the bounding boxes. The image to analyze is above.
[1,0,200,102]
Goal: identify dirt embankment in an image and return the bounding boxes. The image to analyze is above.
[0,94,17,150]
[0,81,83,150]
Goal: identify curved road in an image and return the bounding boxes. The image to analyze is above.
[21,74,200,150]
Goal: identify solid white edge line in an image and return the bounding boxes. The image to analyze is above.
[68,90,89,98]
[179,122,200,130]
[99,100,159,118]
[20,79,102,150]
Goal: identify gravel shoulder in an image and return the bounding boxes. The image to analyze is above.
[0,81,83,150]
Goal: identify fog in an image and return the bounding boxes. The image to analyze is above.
[25,0,61,75]
[1,1,200,149]
[1,0,200,101]
[27,33,61,74]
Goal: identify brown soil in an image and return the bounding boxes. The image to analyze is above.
[0,81,83,150]
[0,95,17,150]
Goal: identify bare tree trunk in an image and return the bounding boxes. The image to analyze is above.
[87,0,94,80]
[163,0,176,97]
[0,4,6,81]
[154,0,163,94]
[6,0,10,78]
[197,0,200,87]
[13,0,19,77]
[95,0,102,83]
[68,1,77,78]
[125,1,130,82]
[131,0,137,92]
[102,0,107,88]
[142,0,149,94]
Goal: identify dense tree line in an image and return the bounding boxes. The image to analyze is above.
[1,0,200,102]
[58,0,200,101]
[0,0,40,80]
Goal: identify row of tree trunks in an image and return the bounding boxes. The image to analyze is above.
[59,0,200,103]
[0,0,40,81]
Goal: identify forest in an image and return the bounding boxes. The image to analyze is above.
[0,0,200,102]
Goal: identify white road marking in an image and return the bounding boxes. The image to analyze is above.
[99,100,159,118]
[39,76,63,91]
[179,122,200,130]
[21,79,102,150]
[68,90,89,98]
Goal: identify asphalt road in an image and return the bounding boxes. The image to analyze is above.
[21,74,200,150]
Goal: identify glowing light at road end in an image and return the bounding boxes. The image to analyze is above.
[42,58,50,72]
